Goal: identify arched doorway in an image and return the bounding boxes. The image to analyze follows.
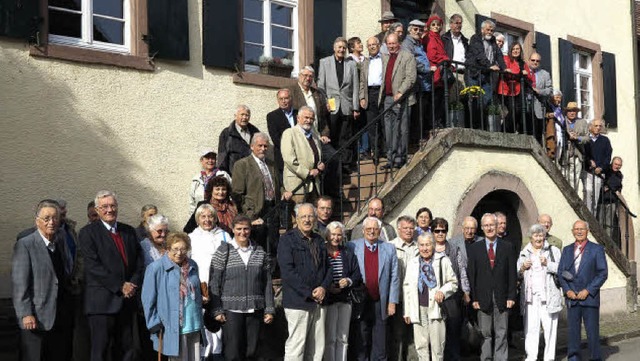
[471,190,523,250]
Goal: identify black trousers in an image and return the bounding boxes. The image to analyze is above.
[87,304,137,361]
[444,293,464,361]
[20,291,73,361]
[329,111,354,168]
[223,311,263,361]
[354,299,387,361]
[366,87,383,160]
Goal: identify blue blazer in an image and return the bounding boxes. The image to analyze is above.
[325,245,363,304]
[347,239,399,320]
[558,240,608,308]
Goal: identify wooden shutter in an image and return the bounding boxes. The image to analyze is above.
[203,0,241,69]
[147,0,190,60]
[558,38,575,103]
[534,31,551,73]
[313,0,342,67]
[0,0,39,40]
[475,14,496,35]
[602,52,617,128]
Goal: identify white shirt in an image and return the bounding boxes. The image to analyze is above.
[101,220,116,233]
[367,54,383,87]
[235,123,251,144]
[451,33,466,67]
[38,230,55,251]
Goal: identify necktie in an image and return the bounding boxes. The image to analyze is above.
[258,160,275,200]
[488,242,495,269]
[574,243,583,272]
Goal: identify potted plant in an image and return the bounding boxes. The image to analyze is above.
[448,100,465,128]
[259,55,294,77]
[486,103,503,132]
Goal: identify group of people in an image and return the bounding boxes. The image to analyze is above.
[14,189,610,361]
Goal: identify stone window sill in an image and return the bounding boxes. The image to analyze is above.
[29,43,155,72]
[233,72,297,89]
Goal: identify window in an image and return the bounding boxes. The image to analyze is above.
[495,27,523,55]
[48,0,130,53]
[243,0,298,74]
[574,51,594,120]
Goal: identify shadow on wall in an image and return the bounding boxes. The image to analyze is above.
[0,39,157,296]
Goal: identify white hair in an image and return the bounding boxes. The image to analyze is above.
[363,216,382,229]
[95,190,117,206]
[147,214,169,231]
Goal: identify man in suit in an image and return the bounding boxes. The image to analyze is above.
[278,203,333,361]
[232,132,292,258]
[449,216,483,265]
[528,53,553,142]
[350,197,398,242]
[218,105,261,175]
[468,213,517,361]
[318,37,360,173]
[582,119,612,213]
[466,19,506,113]
[281,106,325,204]
[558,220,608,361]
[79,190,144,361]
[442,13,469,88]
[267,89,298,180]
[348,216,400,361]
[379,33,417,169]
[13,199,73,361]
[360,36,385,161]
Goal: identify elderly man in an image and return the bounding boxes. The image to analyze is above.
[351,197,397,241]
[466,20,506,109]
[318,37,360,174]
[379,33,417,169]
[218,105,261,175]
[582,119,612,213]
[13,200,73,361]
[281,106,325,204]
[468,213,517,361]
[495,211,518,251]
[359,36,385,162]
[267,89,298,179]
[402,19,432,142]
[558,220,608,361]
[375,11,398,44]
[449,216,483,263]
[79,190,144,361]
[565,101,590,190]
[442,14,468,86]
[348,217,400,361]
[315,195,333,234]
[531,214,564,251]
[278,203,333,361]
[388,216,419,361]
[528,52,553,142]
[232,132,292,257]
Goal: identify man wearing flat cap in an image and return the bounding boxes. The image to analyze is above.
[376,11,398,44]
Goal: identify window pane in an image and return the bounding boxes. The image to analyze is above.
[581,105,590,118]
[93,0,123,19]
[49,9,81,38]
[580,90,590,104]
[272,48,293,61]
[272,26,292,49]
[49,0,81,11]
[579,54,589,69]
[271,4,292,27]
[244,20,264,45]
[93,17,124,45]
[244,0,263,20]
[244,43,264,65]
[580,75,590,91]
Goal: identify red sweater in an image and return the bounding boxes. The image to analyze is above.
[364,246,380,300]
[384,53,398,96]
[498,56,531,96]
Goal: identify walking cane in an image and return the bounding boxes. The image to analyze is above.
[157,328,163,361]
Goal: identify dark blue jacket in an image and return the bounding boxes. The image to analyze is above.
[584,135,612,171]
[325,245,363,304]
[278,229,333,310]
[558,240,608,308]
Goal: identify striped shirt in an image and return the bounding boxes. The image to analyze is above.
[328,251,344,284]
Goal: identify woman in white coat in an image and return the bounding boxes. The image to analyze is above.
[188,204,230,361]
[518,224,563,361]
[403,232,458,361]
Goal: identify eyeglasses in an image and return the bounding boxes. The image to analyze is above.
[433,229,447,234]
[98,205,118,211]
[37,216,59,223]
[170,248,188,254]
[153,229,169,234]
[530,59,540,63]
[481,224,496,229]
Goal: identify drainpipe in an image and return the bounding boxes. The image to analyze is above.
[628,0,639,312]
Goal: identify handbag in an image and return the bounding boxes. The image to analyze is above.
[546,246,562,288]
[437,257,461,320]
[349,284,367,320]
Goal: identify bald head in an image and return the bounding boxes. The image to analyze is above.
[537,214,553,233]
[386,33,400,54]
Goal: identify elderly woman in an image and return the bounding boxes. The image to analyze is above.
[323,221,362,361]
[142,232,204,361]
[184,175,237,235]
[425,15,450,128]
[403,232,457,361]
[141,214,169,267]
[431,217,470,361]
[415,207,433,235]
[135,204,158,241]
[209,215,274,361]
[518,224,563,361]
[188,149,231,216]
[545,90,564,159]
[188,204,229,360]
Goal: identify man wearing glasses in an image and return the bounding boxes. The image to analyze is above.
[528,52,553,142]
[467,213,517,361]
[79,190,144,361]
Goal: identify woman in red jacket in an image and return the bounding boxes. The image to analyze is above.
[498,42,530,133]
[425,15,450,128]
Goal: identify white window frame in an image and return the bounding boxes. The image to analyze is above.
[243,0,298,75]
[573,51,594,121]
[495,27,523,56]
[48,0,130,54]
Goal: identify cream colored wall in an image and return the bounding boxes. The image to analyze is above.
[446,0,640,264]
[344,0,381,42]
[386,147,628,290]
[0,1,380,296]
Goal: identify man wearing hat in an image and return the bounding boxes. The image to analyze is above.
[376,11,398,45]
[565,101,589,190]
